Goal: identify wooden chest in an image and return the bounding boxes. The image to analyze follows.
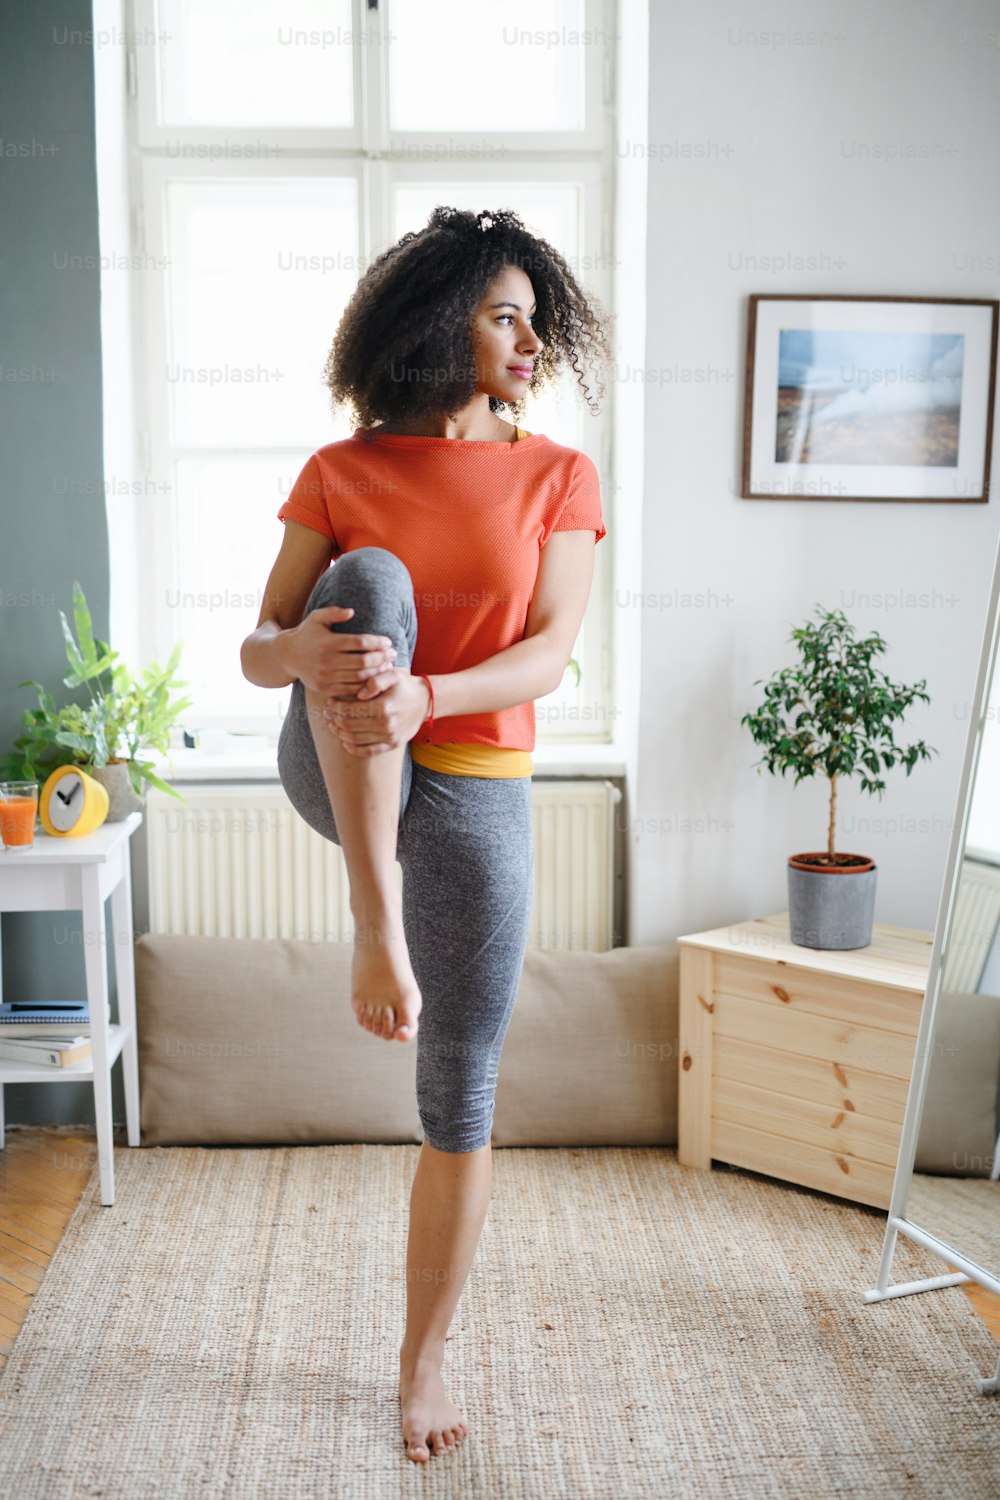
[677,912,932,1209]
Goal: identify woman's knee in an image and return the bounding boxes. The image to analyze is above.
[305,547,413,616]
[416,1044,501,1153]
[419,1113,494,1154]
[304,548,416,665]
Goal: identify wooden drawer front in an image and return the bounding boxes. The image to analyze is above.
[714,953,921,1035]
[714,991,918,1081]
[712,1073,903,1169]
[713,1034,911,1125]
[712,1118,896,1210]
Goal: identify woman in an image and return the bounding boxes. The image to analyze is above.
[240,205,610,1464]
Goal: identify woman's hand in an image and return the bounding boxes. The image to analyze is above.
[278,604,397,698]
[324,669,431,755]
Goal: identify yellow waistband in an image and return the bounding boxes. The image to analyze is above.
[410,742,534,778]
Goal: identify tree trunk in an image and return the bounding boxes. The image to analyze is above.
[828,772,837,859]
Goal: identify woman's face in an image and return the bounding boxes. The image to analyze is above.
[470,264,544,402]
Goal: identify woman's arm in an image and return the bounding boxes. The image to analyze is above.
[240,522,334,687]
[240,519,397,695]
[429,529,599,719]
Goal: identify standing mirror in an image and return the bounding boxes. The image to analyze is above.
[864,529,1000,1394]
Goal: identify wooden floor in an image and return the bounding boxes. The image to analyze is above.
[0,1125,98,1367]
[1,1125,999,1373]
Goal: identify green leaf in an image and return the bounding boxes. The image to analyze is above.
[133,762,184,800]
[51,731,93,753]
[91,722,109,764]
[71,580,97,669]
[57,610,88,676]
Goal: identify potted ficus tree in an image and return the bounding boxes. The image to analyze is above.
[740,606,937,950]
[0,580,192,820]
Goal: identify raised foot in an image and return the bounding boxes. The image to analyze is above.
[350,920,422,1042]
[398,1357,469,1463]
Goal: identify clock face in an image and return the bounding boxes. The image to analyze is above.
[49,770,86,832]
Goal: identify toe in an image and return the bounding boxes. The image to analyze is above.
[406,1440,428,1462]
[395,1016,418,1042]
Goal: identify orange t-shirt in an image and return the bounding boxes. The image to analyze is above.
[277,428,606,753]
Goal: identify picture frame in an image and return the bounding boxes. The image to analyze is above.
[742,294,999,503]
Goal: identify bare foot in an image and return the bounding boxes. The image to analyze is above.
[398,1354,469,1463]
[350,910,422,1042]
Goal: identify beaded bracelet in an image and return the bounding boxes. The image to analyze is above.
[417,673,435,729]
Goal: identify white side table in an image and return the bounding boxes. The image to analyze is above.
[0,811,142,1206]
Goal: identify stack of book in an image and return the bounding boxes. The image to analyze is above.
[0,1001,92,1068]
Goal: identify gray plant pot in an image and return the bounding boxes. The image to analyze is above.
[91,762,145,822]
[787,855,877,950]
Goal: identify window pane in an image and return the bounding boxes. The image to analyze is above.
[170,454,324,719]
[387,0,586,133]
[393,183,590,453]
[394,182,581,261]
[536,630,604,739]
[165,179,359,448]
[155,0,354,128]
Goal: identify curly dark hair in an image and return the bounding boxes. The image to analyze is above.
[322,205,612,427]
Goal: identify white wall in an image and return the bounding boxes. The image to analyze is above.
[631,0,1000,943]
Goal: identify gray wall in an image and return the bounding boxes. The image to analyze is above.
[0,0,116,1125]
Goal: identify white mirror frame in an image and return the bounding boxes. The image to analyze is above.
[861,525,1000,1395]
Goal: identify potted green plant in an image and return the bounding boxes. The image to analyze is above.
[0,581,193,820]
[740,606,937,950]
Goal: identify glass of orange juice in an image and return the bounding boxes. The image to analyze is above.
[0,782,40,850]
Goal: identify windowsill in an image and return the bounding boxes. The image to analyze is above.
[147,741,627,782]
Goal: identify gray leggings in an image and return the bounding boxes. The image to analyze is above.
[276,547,535,1153]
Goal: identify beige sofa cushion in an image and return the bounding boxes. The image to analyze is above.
[137,934,423,1147]
[492,944,679,1146]
[136,935,679,1148]
[914,989,1000,1176]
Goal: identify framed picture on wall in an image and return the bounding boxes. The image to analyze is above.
[742,294,999,502]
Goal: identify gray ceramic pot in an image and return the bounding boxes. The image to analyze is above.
[91,762,145,822]
[787,854,877,950]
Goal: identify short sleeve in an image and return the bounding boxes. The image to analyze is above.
[277,453,337,547]
[544,451,606,545]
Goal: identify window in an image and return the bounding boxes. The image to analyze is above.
[128,0,616,741]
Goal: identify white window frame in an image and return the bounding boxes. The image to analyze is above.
[134,0,366,152]
[126,0,616,743]
[137,151,368,716]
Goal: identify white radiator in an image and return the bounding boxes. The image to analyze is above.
[147,780,621,951]
[941,856,1000,993]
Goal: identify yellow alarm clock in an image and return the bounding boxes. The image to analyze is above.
[39,766,110,837]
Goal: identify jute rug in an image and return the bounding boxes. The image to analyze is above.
[907,1173,1000,1276]
[0,1144,997,1499]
